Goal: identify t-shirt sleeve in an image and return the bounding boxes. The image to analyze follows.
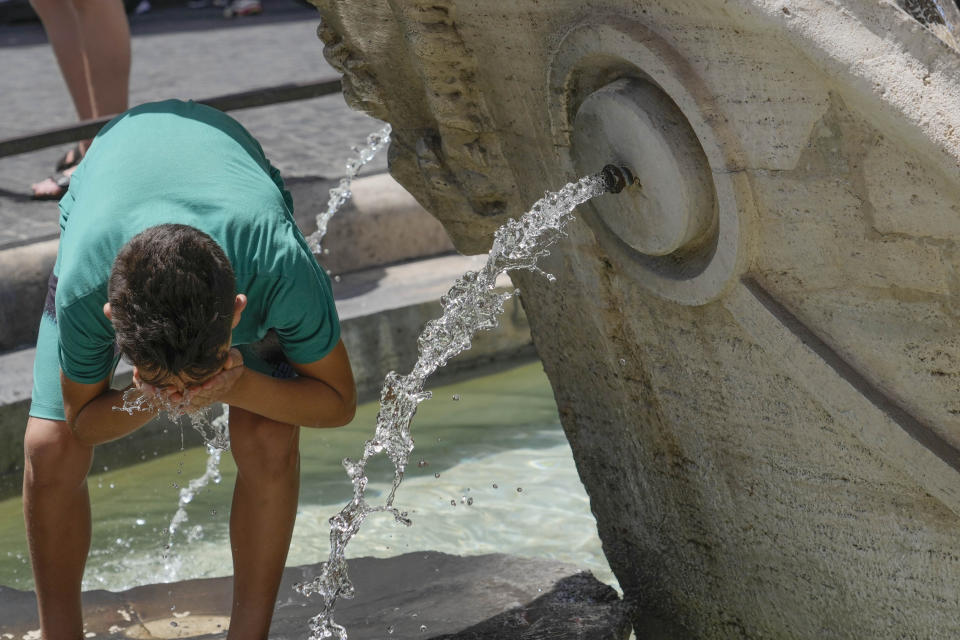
[266,251,341,364]
[57,292,117,383]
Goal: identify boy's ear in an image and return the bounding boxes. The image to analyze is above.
[232,294,247,329]
[103,302,112,320]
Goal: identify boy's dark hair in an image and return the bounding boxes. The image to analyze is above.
[108,224,236,381]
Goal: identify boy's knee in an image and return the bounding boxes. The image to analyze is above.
[23,418,93,489]
[230,411,299,481]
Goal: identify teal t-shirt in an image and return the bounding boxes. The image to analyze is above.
[54,99,339,383]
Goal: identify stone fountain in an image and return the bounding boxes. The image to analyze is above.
[311,0,960,637]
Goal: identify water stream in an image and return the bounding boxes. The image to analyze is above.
[295,170,619,639]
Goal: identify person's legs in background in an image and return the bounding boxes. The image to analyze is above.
[29,0,130,198]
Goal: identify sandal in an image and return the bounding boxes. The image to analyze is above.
[31,171,71,201]
[54,144,84,172]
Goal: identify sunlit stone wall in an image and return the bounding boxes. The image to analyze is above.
[310,0,960,636]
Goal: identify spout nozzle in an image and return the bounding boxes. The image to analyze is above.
[600,165,636,194]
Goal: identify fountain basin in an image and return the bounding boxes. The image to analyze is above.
[0,552,629,640]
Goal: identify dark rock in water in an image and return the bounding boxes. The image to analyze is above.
[431,572,631,640]
[0,552,631,640]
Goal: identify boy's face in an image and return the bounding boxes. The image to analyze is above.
[135,361,226,396]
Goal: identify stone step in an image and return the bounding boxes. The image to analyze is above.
[0,171,455,351]
[0,253,532,498]
[0,551,631,639]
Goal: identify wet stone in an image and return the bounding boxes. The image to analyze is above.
[0,552,630,640]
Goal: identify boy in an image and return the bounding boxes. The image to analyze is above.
[23,99,357,639]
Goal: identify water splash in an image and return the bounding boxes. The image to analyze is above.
[162,415,228,555]
[295,172,611,639]
[307,123,392,256]
[115,393,230,577]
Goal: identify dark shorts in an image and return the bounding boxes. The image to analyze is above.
[29,273,295,422]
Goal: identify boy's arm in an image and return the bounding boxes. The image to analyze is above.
[217,339,357,428]
[62,374,158,445]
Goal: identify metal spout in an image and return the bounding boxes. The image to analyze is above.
[600,164,636,194]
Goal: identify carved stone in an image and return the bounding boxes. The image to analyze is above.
[311,1,960,636]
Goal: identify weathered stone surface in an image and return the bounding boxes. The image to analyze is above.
[312,0,960,637]
[0,553,629,640]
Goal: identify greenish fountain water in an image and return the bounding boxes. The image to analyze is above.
[0,360,616,595]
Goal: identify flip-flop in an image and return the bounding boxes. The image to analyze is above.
[54,144,84,172]
[31,172,71,201]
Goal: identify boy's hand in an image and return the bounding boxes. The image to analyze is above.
[176,348,245,410]
[133,349,245,411]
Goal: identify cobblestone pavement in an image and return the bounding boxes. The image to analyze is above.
[0,0,388,248]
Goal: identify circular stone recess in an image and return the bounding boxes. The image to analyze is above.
[572,77,716,257]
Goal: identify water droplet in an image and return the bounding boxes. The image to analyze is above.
[434,472,440,478]
[334,275,341,283]
[169,622,178,628]
[451,394,460,401]
[210,509,217,517]
[450,500,456,507]
[460,496,466,504]
[135,518,145,526]
[619,358,627,366]
[418,459,428,468]
[467,497,474,506]
[323,248,330,255]
[517,487,523,492]
[172,482,179,489]
[103,465,109,471]
[386,625,395,634]
[109,483,115,489]
[420,624,427,632]
[170,604,176,611]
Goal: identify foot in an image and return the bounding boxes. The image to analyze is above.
[31,165,77,200]
[55,145,85,172]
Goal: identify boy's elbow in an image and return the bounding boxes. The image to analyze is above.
[335,401,357,427]
[313,386,356,428]
[336,387,358,426]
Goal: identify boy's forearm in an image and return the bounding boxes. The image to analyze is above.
[221,367,355,428]
[72,387,159,445]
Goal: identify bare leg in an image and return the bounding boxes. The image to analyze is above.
[30,0,129,197]
[73,0,130,120]
[23,417,95,640]
[28,0,94,123]
[227,407,300,639]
